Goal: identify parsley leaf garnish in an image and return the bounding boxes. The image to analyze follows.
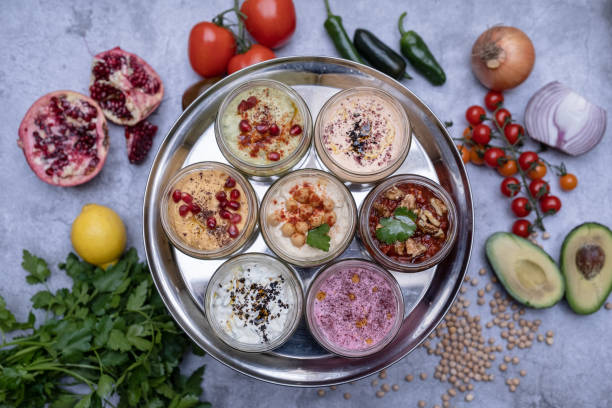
[375,206,417,244]
[22,249,50,284]
[306,223,331,252]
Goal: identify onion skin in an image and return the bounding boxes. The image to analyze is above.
[524,81,607,156]
[471,26,535,91]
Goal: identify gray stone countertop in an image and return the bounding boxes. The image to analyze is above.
[1,0,611,407]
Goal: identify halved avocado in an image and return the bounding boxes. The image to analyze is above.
[485,232,564,308]
[560,222,612,314]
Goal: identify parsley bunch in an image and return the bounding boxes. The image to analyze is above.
[0,249,210,408]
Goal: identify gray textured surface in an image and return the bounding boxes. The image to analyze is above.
[1,0,611,407]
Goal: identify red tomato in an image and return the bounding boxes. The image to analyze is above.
[241,0,297,49]
[484,147,505,168]
[495,108,511,127]
[188,22,237,77]
[227,44,276,74]
[512,219,531,238]
[518,151,539,171]
[540,195,562,214]
[501,177,520,197]
[484,91,504,111]
[528,179,550,199]
[504,123,523,145]
[471,124,491,145]
[466,105,486,126]
[511,197,531,217]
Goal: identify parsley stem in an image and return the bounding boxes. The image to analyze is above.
[23,365,94,389]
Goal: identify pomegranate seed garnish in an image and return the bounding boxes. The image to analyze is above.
[267,151,281,161]
[181,192,192,204]
[256,123,269,134]
[178,204,189,217]
[246,96,257,107]
[206,217,217,229]
[230,213,242,224]
[269,123,280,136]
[239,119,251,133]
[190,203,201,214]
[228,201,240,210]
[230,189,240,200]
[224,177,236,188]
[219,199,228,209]
[228,224,239,238]
[215,191,227,201]
[290,124,302,136]
[237,100,249,113]
[220,210,231,219]
[172,189,182,203]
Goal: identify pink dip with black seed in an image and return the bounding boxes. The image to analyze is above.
[313,265,399,351]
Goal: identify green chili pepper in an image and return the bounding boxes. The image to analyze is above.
[354,29,412,80]
[398,12,446,85]
[323,0,367,65]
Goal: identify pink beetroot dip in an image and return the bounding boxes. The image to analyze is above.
[313,265,399,351]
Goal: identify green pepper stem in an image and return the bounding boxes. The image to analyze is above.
[323,0,333,16]
[398,12,408,36]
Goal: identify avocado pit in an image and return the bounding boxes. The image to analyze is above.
[576,244,605,279]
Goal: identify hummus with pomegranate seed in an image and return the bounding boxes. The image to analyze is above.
[320,91,406,174]
[167,169,248,251]
[266,175,350,260]
[220,85,304,165]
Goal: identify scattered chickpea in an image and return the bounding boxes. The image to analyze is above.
[520,370,527,377]
[471,278,479,286]
[460,287,467,294]
[479,268,486,275]
[392,384,399,392]
[420,372,428,380]
[418,401,427,408]
[546,337,554,346]
[465,393,474,402]
[343,393,351,400]
[379,370,387,379]
[381,384,391,392]
[317,389,325,397]
[376,390,385,398]
[509,385,517,392]
[372,379,379,387]
[290,232,305,247]
[546,330,554,338]
[499,364,507,372]
[605,302,612,310]
[512,357,519,365]
[542,232,550,240]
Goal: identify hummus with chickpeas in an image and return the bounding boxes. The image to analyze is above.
[266,175,350,260]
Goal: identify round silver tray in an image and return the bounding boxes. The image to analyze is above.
[143,56,473,386]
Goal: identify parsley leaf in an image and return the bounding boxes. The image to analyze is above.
[375,206,417,244]
[22,249,51,284]
[306,223,331,252]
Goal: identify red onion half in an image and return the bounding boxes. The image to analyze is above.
[524,81,606,156]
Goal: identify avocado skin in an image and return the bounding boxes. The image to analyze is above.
[560,222,612,315]
[485,232,564,309]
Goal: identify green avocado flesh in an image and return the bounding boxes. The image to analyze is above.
[485,232,564,308]
[561,222,612,314]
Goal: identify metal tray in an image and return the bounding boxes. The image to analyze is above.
[143,56,473,386]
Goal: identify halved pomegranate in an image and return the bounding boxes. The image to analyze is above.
[89,47,164,126]
[125,120,158,164]
[18,91,109,187]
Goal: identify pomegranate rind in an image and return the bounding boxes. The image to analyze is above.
[18,90,109,187]
[90,47,164,126]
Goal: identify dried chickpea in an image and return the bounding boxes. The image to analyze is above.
[285,198,299,212]
[290,232,305,247]
[281,222,295,237]
[295,221,309,234]
[294,187,311,203]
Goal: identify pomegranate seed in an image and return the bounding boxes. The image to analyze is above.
[219,199,228,209]
[228,200,240,210]
[246,96,257,107]
[230,189,240,200]
[230,213,242,224]
[215,191,227,201]
[224,177,236,188]
[228,224,239,238]
[239,119,251,133]
[268,123,280,136]
[190,203,201,214]
[172,189,181,203]
[256,123,269,134]
[267,151,281,161]
[181,192,192,204]
[206,217,217,229]
[290,124,302,135]
[237,100,249,113]
[220,210,231,219]
[178,205,189,217]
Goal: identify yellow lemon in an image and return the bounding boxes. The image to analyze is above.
[71,204,127,268]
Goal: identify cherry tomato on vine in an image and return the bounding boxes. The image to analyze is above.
[240,0,297,49]
[227,44,276,74]
[540,195,562,214]
[457,144,470,163]
[470,145,486,165]
[498,158,518,177]
[188,22,237,77]
[484,147,505,168]
[495,108,511,127]
[511,197,531,217]
[471,124,491,145]
[484,90,504,111]
[504,123,523,145]
[463,126,472,140]
[518,151,539,171]
[528,179,550,199]
[501,177,520,197]
[560,173,578,191]
[466,105,486,126]
[527,162,547,179]
[512,219,531,238]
